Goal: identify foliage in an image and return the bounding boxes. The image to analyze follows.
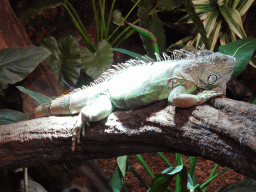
[0,109,28,124]
[20,0,140,52]
[175,0,254,51]
[218,37,256,79]
[0,46,51,125]
[0,46,50,92]
[40,36,81,92]
[2,0,256,191]
[137,7,166,58]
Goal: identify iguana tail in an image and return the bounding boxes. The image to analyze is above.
[29,95,73,119]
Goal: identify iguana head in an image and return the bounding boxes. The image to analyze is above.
[179,50,237,94]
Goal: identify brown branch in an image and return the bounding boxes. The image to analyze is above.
[0,98,255,180]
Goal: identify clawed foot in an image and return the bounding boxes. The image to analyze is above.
[197,90,223,102]
[71,115,88,151]
[71,115,82,151]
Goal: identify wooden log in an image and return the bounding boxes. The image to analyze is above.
[0,98,255,180]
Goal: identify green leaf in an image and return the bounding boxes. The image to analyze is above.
[218,179,256,192]
[40,36,81,92]
[208,20,222,50]
[184,0,210,49]
[136,8,166,56]
[0,109,29,125]
[138,7,156,58]
[150,12,166,54]
[218,37,256,79]
[40,36,62,80]
[193,0,216,13]
[20,0,64,22]
[111,48,144,60]
[109,156,128,192]
[127,19,163,55]
[0,45,51,90]
[112,10,125,26]
[117,156,128,178]
[236,0,254,15]
[148,165,185,192]
[219,5,246,39]
[195,9,220,50]
[81,39,113,80]
[202,9,222,50]
[16,86,56,105]
[58,35,81,86]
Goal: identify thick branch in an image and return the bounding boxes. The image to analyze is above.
[0,98,255,179]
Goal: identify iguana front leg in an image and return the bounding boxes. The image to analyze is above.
[168,86,223,108]
[72,95,115,151]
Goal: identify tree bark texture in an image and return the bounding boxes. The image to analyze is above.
[0,98,255,180]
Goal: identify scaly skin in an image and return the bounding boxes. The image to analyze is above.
[30,49,237,150]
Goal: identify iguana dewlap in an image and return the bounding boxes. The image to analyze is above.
[30,49,237,150]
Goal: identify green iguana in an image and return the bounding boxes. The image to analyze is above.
[30,49,237,150]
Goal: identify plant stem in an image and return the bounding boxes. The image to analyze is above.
[64,1,96,52]
[157,152,173,167]
[128,164,150,189]
[135,154,155,179]
[106,0,117,37]
[107,0,141,41]
[189,156,197,178]
[201,167,230,190]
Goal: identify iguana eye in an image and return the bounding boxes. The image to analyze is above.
[222,57,228,62]
[208,74,217,85]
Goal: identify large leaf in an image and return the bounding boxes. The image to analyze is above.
[218,37,256,79]
[20,0,64,22]
[16,86,55,105]
[219,5,246,39]
[0,109,29,125]
[0,45,51,90]
[109,156,128,192]
[40,36,81,92]
[81,39,113,80]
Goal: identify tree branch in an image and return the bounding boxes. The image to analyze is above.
[0,98,255,180]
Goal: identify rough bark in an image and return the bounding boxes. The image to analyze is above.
[0,97,255,180]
